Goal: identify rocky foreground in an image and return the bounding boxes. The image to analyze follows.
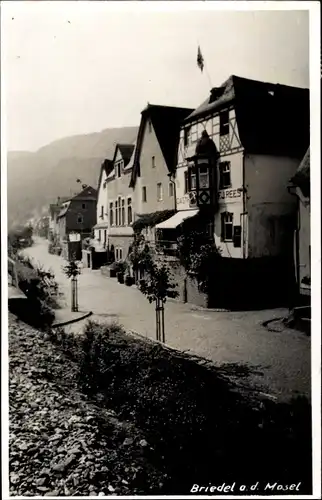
[9,314,163,496]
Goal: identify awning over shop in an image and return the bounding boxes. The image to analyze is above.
[155,209,199,229]
[93,222,109,229]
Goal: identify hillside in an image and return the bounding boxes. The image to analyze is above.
[7,127,138,228]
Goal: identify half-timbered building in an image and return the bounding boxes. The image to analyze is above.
[175,75,309,260]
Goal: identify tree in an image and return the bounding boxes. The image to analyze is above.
[62,260,82,312]
[177,229,222,295]
[138,259,178,343]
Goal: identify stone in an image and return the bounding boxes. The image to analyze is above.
[123,437,134,446]
[68,447,81,456]
[36,477,48,486]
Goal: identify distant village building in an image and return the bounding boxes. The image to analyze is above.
[289,147,310,303]
[92,159,114,252]
[105,143,136,262]
[49,197,70,242]
[55,185,97,260]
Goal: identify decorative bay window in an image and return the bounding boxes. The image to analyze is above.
[185,130,219,210]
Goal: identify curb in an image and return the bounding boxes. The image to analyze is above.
[52,311,93,328]
[262,316,286,328]
[127,328,192,356]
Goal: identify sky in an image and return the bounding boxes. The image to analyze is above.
[2,1,310,152]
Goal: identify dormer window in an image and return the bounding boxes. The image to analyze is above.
[115,161,123,178]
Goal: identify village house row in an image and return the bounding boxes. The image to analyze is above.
[47,75,310,308]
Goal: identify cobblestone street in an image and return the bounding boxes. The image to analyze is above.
[23,238,310,402]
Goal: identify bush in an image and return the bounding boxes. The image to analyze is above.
[10,256,61,329]
[8,225,34,256]
[49,320,312,495]
[109,260,127,274]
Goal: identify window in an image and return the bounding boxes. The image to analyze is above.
[219,161,231,189]
[219,110,229,136]
[103,230,107,246]
[157,183,163,201]
[115,161,122,178]
[127,198,132,225]
[169,182,174,197]
[121,198,125,225]
[184,171,189,194]
[184,127,191,147]
[199,165,209,189]
[100,205,104,218]
[142,186,147,202]
[77,215,83,224]
[115,248,119,261]
[82,203,86,209]
[109,202,114,226]
[98,229,101,241]
[115,200,118,226]
[189,166,197,191]
[119,248,123,260]
[148,120,152,134]
[118,196,122,225]
[221,212,233,241]
[152,156,156,168]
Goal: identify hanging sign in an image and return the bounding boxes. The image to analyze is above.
[69,232,81,242]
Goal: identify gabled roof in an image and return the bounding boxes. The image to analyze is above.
[130,104,193,187]
[97,159,114,193]
[291,147,310,198]
[57,201,71,219]
[49,204,62,217]
[67,185,98,202]
[123,143,136,172]
[113,143,136,166]
[184,75,309,158]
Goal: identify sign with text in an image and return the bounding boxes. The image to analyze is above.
[218,188,242,200]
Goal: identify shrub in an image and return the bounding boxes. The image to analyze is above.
[109,260,128,274]
[49,320,312,495]
[10,256,61,329]
[8,225,34,256]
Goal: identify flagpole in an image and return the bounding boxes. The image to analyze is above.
[197,41,212,89]
[204,64,212,89]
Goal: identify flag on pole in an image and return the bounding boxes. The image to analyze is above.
[197,45,204,73]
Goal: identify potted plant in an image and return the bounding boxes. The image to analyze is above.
[124,274,134,286]
[116,260,127,284]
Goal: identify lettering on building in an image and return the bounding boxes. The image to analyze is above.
[218,188,242,200]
